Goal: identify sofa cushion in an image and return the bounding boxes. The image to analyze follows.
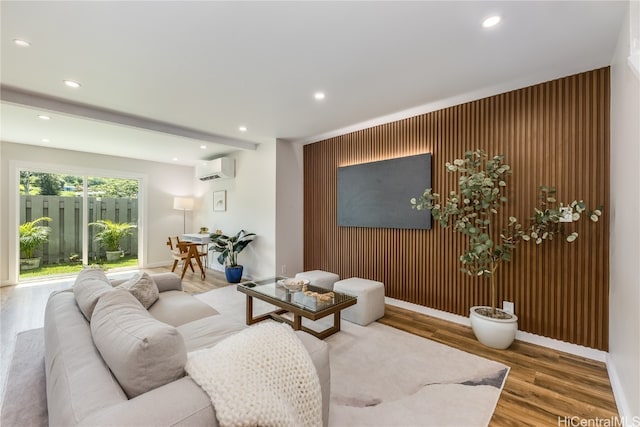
[147,272,183,293]
[148,290,219,327]
[177,315,246,352]
[44,290,127,426]
[73,268,113,321]
[116,271,159,309]
[91,289,187,398]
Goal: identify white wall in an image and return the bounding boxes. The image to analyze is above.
[609,1,640,421]
[275,140,304,277]
[0,142,3,283]
[0,142,195,285]
[194,142,276,280]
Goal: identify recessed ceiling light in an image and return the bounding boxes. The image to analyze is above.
[38,115,51,120]
[314,92,326,100]
[172,157,179,161]
[13,38,31,47]
[63,79,81,88]
[482,15,501,28]
[238,126,247,132]
[200,145,207,149]
[42,138,50,143]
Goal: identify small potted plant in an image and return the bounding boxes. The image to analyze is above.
[19,216,52,270]
[209,229,256,283]
[89,219,137,262]
[411,149,602,349]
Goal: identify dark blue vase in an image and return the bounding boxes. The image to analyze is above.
[225,265,244,283]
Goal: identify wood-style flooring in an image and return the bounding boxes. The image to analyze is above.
[0,266,618,425]
[378,305,619,426]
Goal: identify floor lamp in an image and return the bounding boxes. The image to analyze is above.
[173,197,194,234]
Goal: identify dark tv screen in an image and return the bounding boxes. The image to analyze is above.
[337,153,432,229]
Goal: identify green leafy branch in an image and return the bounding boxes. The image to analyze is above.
[411,149,602,315]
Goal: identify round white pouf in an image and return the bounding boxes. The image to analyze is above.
[334,278,385,326]
[294,270,340,291]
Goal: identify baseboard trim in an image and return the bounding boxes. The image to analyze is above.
[143,261,173,268]
[606,354,636,426]
[514,330,607,362]
[386,297,472,327]
[208,264,224,273]
[385,297,607,362]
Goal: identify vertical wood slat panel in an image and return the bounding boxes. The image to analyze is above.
[303,68,610,350]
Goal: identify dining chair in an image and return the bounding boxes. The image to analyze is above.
[166,236,194,274]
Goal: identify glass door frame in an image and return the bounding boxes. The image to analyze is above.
[9,159,146,284]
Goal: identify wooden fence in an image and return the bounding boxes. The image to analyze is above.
[20,195,138,264]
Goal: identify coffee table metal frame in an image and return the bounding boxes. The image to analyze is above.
[237,277,357,339]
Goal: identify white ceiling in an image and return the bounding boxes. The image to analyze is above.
[0,1,627,166]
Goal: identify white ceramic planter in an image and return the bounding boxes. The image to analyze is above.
[469,306,518,349]
[105,250,123,262]
[20,257,41,271]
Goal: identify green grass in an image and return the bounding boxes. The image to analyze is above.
[19,256,139,280]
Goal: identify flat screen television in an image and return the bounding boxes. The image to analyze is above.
[337,153,432,229]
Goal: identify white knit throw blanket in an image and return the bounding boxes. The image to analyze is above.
[185,323,323,427]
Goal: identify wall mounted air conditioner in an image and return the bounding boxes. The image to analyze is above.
[196,157,235,181]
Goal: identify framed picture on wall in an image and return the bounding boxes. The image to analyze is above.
[213,190,226,212]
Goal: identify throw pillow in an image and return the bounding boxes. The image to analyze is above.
[73,268,113,321]
[116,272,159,309]
[91,289,187,398]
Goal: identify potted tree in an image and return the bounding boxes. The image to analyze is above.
[19,216,52,270]
[89,219,137,262]
[209,229,256,283]
[411,149,602,349]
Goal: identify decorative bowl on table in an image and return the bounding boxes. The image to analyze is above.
[277,278,309,292]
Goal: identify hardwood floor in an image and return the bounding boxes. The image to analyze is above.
[155,266,232,293]
[1,266,619,425]
[379,305,619,426]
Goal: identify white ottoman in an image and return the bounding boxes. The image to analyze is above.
[334,278,385,326]
[295,270,339,291]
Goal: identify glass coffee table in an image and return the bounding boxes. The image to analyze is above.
[237,277,357,339]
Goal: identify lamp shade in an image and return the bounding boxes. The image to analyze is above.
[173,197,194,211]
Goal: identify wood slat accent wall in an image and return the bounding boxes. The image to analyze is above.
[303,68,610,350]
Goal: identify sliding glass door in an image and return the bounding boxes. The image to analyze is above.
[19,171,85,279]
[18,170,139,281]
[87,176,139,269]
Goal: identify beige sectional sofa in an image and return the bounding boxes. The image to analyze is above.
[44,270,331,426]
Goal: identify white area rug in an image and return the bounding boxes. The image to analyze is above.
[196,285,509,427]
